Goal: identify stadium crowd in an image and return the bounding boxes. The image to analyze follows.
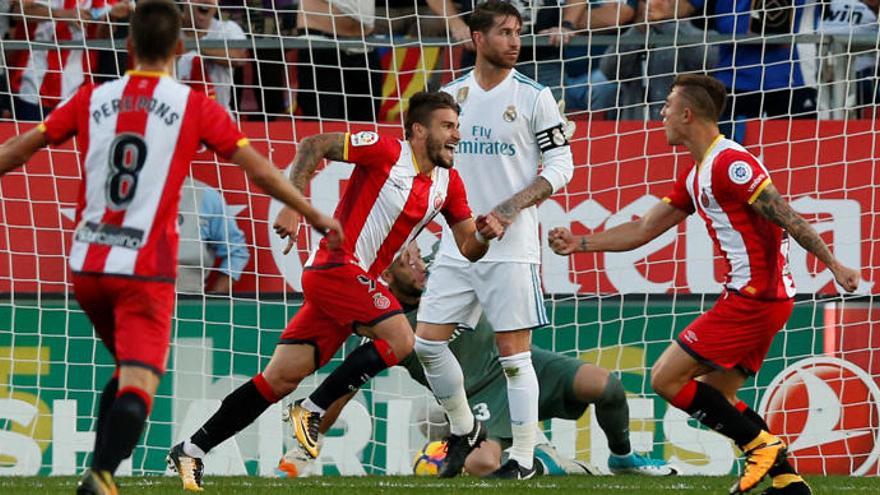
[0,0,877,122]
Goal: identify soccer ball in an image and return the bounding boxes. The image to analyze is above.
[275,443,316,478]
[412,440,447,476]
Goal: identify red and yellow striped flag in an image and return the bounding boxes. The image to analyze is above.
[378,46,444,122]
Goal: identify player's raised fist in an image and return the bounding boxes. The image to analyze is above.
[476,214,505,242]
[548,227,577,255]
[830,262,861,293]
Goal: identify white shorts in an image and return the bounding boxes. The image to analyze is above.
[417,258,549,332]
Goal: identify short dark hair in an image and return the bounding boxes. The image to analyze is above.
[404,91,459,139]
[467,0,523,35]
[130,0,182,63]
[671,74,728,122]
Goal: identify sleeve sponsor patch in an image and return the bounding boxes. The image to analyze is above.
[728,161,754,185]
[536,124,569,153]
[350,131,379,147]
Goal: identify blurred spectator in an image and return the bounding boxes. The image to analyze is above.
[424,0,472,48]
[426,0,633,103]
[598,0,717,119]
[516,0,594,100]
[177,177,250,295]
[94,1,134,82]
[554,0,638,113]
[218,0,293,119]
[295,0,381,121]
[819,0,879,116]
[0,0,14,118]
[375,0,449,37]
[178,0,248,111]
[648,0,821,123]
[7,0,107,120]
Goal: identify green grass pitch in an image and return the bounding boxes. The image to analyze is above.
[3,475,877,495]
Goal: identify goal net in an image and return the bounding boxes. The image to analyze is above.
[0,0,877,479]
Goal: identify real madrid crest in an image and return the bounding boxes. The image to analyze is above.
[551,126,566,146]
[503,105,517,122]
[456,87,469,104]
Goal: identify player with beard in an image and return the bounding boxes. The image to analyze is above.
[411,0,574,480]
[279,242,676,478]
[168,91,504,491]
[549,74,860,495]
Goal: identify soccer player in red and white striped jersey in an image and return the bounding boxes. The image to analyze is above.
[9,0,112,120]
[169,91,505,491]
[0,1,341,493]
[548,74,860,495]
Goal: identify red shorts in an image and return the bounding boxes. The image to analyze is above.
[72,273,175,375]
[279,264,403,368]
[676,291,794,375]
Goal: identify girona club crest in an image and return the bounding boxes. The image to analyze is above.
[758,357,880,475]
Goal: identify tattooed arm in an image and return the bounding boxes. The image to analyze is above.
[288,133,347,190]
[489,176,554,228]
[751,183,860,292]
[274,132,347,254]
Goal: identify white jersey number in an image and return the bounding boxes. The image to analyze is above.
[472,402,491,421]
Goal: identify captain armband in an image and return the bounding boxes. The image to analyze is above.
[536,124,569,153]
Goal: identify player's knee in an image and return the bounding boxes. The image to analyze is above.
[413,335,446,362]
[387,330,414,360]
[261,369,302,397]
[650,369,675,401]
[494,331,531,356]
[114,389,150,422]
[464,448,500,476]
[572,364,609,402]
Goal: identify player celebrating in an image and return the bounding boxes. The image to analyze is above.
[167,91,503,491]
[282,242,676,478]
[413,0,574,480]
[0,1,341,494]
[548,74,860,495]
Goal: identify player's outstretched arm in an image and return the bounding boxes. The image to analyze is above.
[750,183,860,292]
[489,176,554,228]
[231,145,343,249]
[548,200,688,255]
[0,128,47,177]
[272,133,347,254]
[450,215,504,262]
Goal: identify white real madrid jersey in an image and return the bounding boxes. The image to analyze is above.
[437,69,573,264]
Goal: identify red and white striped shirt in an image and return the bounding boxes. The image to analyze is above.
[9,0,107,109]
[307,131,472,277]
[664,136,796,300]
[40,70,247,281]
[176,18,246,110]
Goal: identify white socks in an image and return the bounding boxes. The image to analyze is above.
[500,351,538,470]
[414,336,474,435]
[301,397,325,415]
[183,439,206,459]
